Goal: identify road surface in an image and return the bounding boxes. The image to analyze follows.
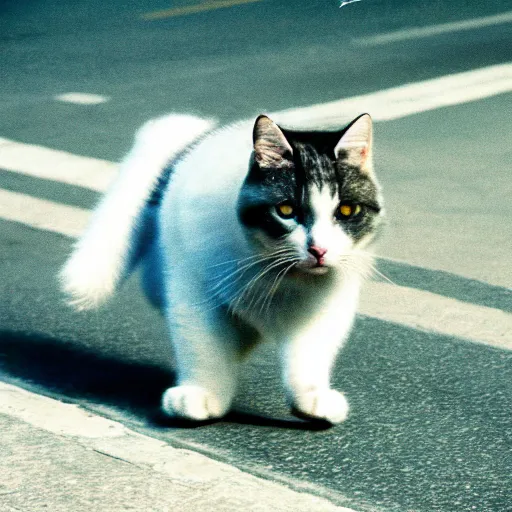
[1,1,511,511]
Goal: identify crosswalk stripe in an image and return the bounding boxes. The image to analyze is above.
[273,63,512,127]
[360,282,511,350]
[353,10,512,47]
[1,186,510,350]
[1,64,511,193]
[0,189,90,238]
[0,137,117,192]
[1,67,511,349]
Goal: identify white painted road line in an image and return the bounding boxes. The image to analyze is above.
[0,189,90,238]
[1,64,511,192]
[54,92,110,105]
[273,63,512,127]
[360,282,512,351]
[1,66,512,348]
[1,185,510,349]
[0,137,117,192]
[353,10,512,46]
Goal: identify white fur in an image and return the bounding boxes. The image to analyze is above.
[60,114,215,310]
[154,120,377,423]
[309,186,353,261]
[61,114,381,423]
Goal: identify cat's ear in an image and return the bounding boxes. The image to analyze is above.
[253,115,293,169]
[334,114,374,176]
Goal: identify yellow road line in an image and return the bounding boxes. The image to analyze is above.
[142,0,263,21]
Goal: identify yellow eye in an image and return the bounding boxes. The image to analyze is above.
[276,204,294,218]
[339,204,362,218]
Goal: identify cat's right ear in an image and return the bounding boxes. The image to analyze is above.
[334,114,374,177]
[253,115,293,169]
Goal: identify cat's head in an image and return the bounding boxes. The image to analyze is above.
[237,114,384,277]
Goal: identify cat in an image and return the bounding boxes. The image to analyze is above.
[60,112,384,424]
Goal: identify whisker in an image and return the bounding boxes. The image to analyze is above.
[188,245,300,315]
[208,251,289,294]
[338,254,375,280]
[351,249,397,285]
[250,258,294,315]
[259,260,298,317]
[189,254,289,311]
[229,254,296,315]
[369,265,396,286]
[230,257,293,313]
[206,247,293,270]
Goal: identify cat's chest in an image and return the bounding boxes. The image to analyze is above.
[231,271,344,332]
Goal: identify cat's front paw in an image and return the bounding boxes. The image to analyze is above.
[291,388,349,424]
[161,385,225,421]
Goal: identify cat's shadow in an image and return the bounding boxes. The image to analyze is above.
[0,330,331,431]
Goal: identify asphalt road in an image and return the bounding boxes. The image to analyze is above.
[1,1,511,511]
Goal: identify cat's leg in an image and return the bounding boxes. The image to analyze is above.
[280,285,359,424]
[161,281,248,421]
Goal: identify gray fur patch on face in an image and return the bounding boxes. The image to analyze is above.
[293,142,337,193]
[239,116,384,249]
[291,142,383,244]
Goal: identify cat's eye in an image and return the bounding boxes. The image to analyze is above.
[276,203,295,219]
[338,203,362,219]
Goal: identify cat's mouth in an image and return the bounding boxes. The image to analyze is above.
[302,266,330,275]
[294,258,331,276]
[289,265,330,278]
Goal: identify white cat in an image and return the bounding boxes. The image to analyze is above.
[61,113,384,424]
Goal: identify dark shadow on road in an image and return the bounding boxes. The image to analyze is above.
[0,330,328,431]
[0,330,171,413]
[149,409,331,431]
[225,410,333,431]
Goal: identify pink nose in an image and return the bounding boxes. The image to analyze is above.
[308,245,327,265]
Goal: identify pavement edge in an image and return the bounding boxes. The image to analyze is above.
[0,380,358,512]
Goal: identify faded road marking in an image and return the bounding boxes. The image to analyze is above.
[353,10,512,46]
[55,92,110,105]
[142,0,263,21]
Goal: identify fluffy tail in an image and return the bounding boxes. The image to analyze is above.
[60,114,215,310]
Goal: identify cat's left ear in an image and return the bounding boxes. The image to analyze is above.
[334,114,374,176]
[253,115,294,169]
